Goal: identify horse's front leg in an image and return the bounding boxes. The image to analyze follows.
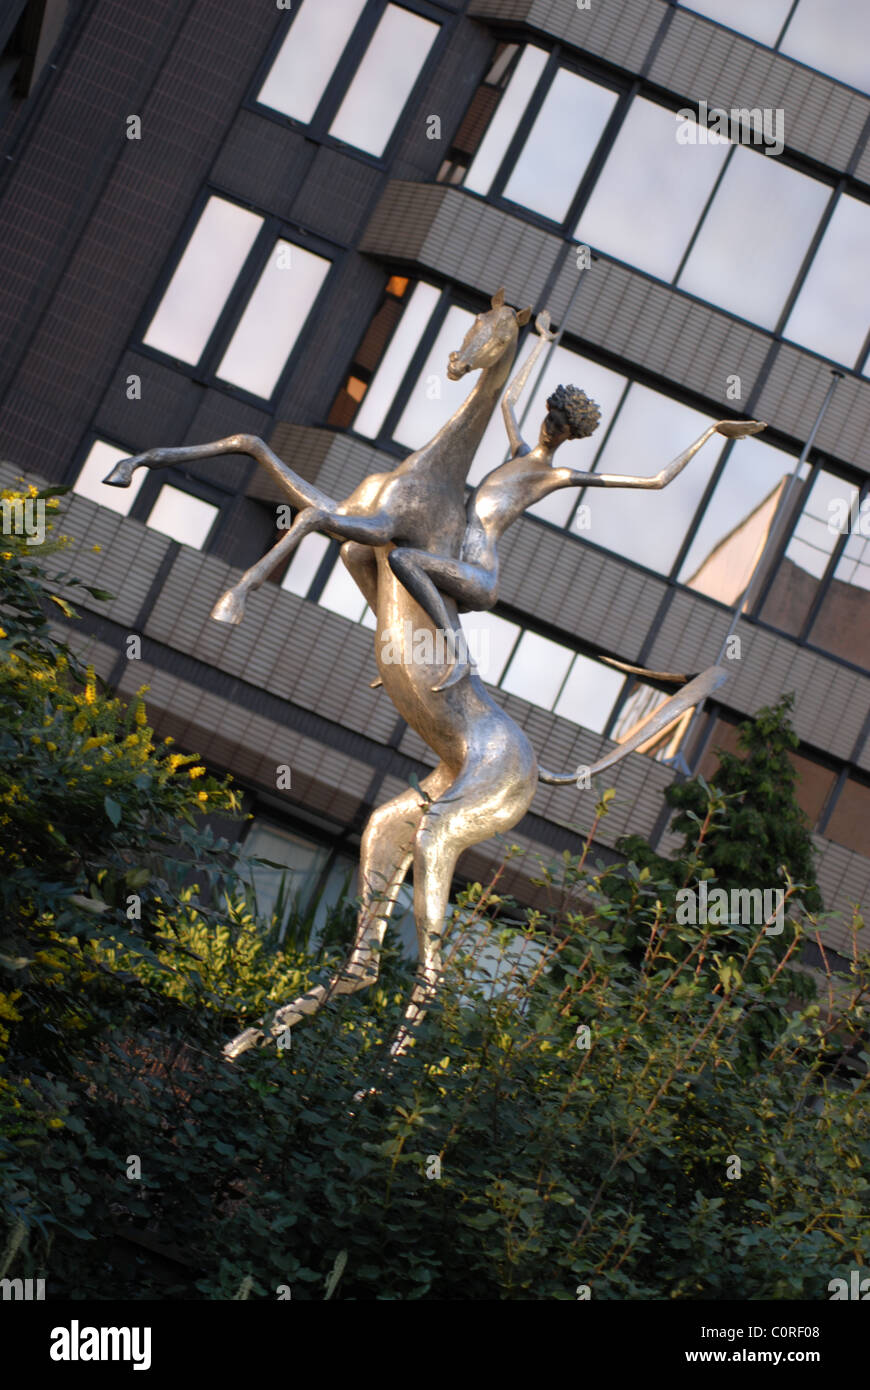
[212,506,395,625]
[103,433,334,511]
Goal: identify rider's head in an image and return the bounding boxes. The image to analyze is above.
[540,385,601,449]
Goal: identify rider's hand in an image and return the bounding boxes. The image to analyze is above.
[715,420,767,438]
[535,309,558,341]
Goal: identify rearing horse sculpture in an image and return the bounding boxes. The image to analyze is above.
[106,290,540,1059]
[105,288,748,1063]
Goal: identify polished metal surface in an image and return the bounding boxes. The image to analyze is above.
[104,290,763,1061]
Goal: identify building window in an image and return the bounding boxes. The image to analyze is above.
[145,485,219,549]
[328,274,413,431]
[570,387,726,576]
[576,97,729,283]
[805,504,870,665]
[143,197,263,366]
[242,820,357,945]
[779,0,870,95]
[553,651,625,734]
[825,778,870,856]
[699,717,838,827]
[141,194,332,402]
[255,0,439,159]
[440,41,619,224]
[256,0,367,125]
[679,438,806,604]
[72,440,220,550]
[676,147,830,328]
[783,194,870,369]
[214,240,330,398]
[679,0,793,46]
[680,0,870,96]
[501,67,618,224]
[437,41,526,187]
[461,45,547,193]
[758,470,869,667]
[73,440,145,515]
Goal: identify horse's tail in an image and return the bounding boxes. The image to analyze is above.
[536,665,730,785]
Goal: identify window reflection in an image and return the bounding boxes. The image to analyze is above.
[679,0,792,45]
[807,522,870,665]
[679,438,805,604]
[577,97,729,281]
[784,194,870,367]
[143,197,262,365]
[553,652,624,732]
[780,0,870,95]
[825,778,870,855]
[500,630,574,707]
[74,440,145,515]
[761,470,858,636]
[571,386,724,575]
[501,68,617,223]
[353,281,441,439]
[216,241,331,397]
[677,148,829,328]
[465,45,548,194]
[146,485,218,549]
[392,305,476,450]
[256,0,367,124]
[329,5,439,157]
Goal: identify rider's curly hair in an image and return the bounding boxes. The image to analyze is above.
[545,384,601,440]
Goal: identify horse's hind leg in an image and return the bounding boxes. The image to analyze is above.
[390,743,536,1058]
[223,766,452,1059]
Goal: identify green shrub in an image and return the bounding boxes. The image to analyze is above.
[1,488,867,1300]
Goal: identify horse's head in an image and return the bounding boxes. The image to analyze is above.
[447,287,531,381]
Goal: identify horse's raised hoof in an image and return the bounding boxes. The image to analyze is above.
[223,1026,264,1061]
[211,588,246,625]
[103,458,138,488]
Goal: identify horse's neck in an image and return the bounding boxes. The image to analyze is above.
[401,348,514,489]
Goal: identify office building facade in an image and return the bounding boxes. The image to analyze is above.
[1,0,868,960]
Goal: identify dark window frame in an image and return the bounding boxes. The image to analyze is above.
[245,0,452,171]
[132,185,342,410]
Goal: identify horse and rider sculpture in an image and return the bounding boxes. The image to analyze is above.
[105,289,764,1063]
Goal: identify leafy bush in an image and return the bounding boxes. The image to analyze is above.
[1,488,868,1301]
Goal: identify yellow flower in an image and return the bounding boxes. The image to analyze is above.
[0,629,6,639]
[197,791,208,803]
[84,666,96,705]
[92,544,101,552]
[48,1118,64,1130]
[188,766,206,779]
[134,699,147,727]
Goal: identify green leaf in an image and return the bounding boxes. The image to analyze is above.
[104,795,122,827]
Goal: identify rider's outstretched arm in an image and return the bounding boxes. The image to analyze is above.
[523,419,766,501]
[501,310,558,456]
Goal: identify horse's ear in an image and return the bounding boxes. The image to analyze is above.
[516,306,532,326]
[490,287,506,308]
